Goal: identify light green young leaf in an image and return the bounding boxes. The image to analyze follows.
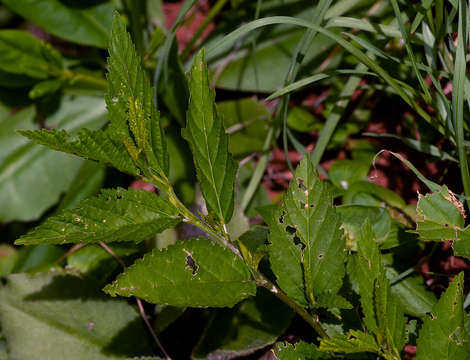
[107,14,168,177]
[104,238,256,307]
[182,50,237,224]
[274,341,332,359]
[2,0,113,48]
[415,272,470,359]
[0,272,152,360]
[0,30,62,79]
[16,188,181,245]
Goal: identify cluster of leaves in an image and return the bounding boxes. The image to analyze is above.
[2,1,470,359]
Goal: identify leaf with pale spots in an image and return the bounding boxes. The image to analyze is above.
[15,188,181,245]
[104,238,256,308]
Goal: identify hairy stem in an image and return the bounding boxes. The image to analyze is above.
[149,175,329,337]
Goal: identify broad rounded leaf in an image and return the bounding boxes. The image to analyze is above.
[2,0,113,48]
[0,272,152,360]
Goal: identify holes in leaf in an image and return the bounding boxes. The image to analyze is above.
[278,211,286,224]
[298,178,307,191]
[286,225,297,235]
[184,250,199,276]
[318,253,324,259]
[293,235,305,250]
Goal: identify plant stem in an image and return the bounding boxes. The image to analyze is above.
[149,175,328,337]
[181,0,228,59]
[256,275,329,339]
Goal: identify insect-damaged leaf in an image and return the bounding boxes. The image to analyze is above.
[414,186,470,259]
[16,188,181,245]
[415,272,470,359]
[260,158,346,308]
[274,341,332,359]
[104,238,256,308]
[182,50,237,224]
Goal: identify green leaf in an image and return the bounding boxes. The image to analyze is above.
[216,98,271,159]
[0,272,152,359]
[347,221,406,358]
[0,245,18,277]
[192,288,293,359]
[104,238,256,307]
[258,205,308,307]
[237,226,269,271]
[416,272,470,359]
[0,30,62,79]
[19,127,139,176]
[274,341,332,360]
[16,188,181,245]
[282,157,346,308]
[106,14,168,177]
[328,159,370,190]
[182,50,237,224]
[2,0,113,48]
[414,186,470,259]
[1,96,107,222]
[319,330,380,354]
[13,245,65,274]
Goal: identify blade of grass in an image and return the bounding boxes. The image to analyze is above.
[364,132,458,162]
[266,69,376,100]
[390,0,432,103]
[453,0,470,208]
[310,64,365,166]
[206,16,440,134]
[240,1,332,211]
